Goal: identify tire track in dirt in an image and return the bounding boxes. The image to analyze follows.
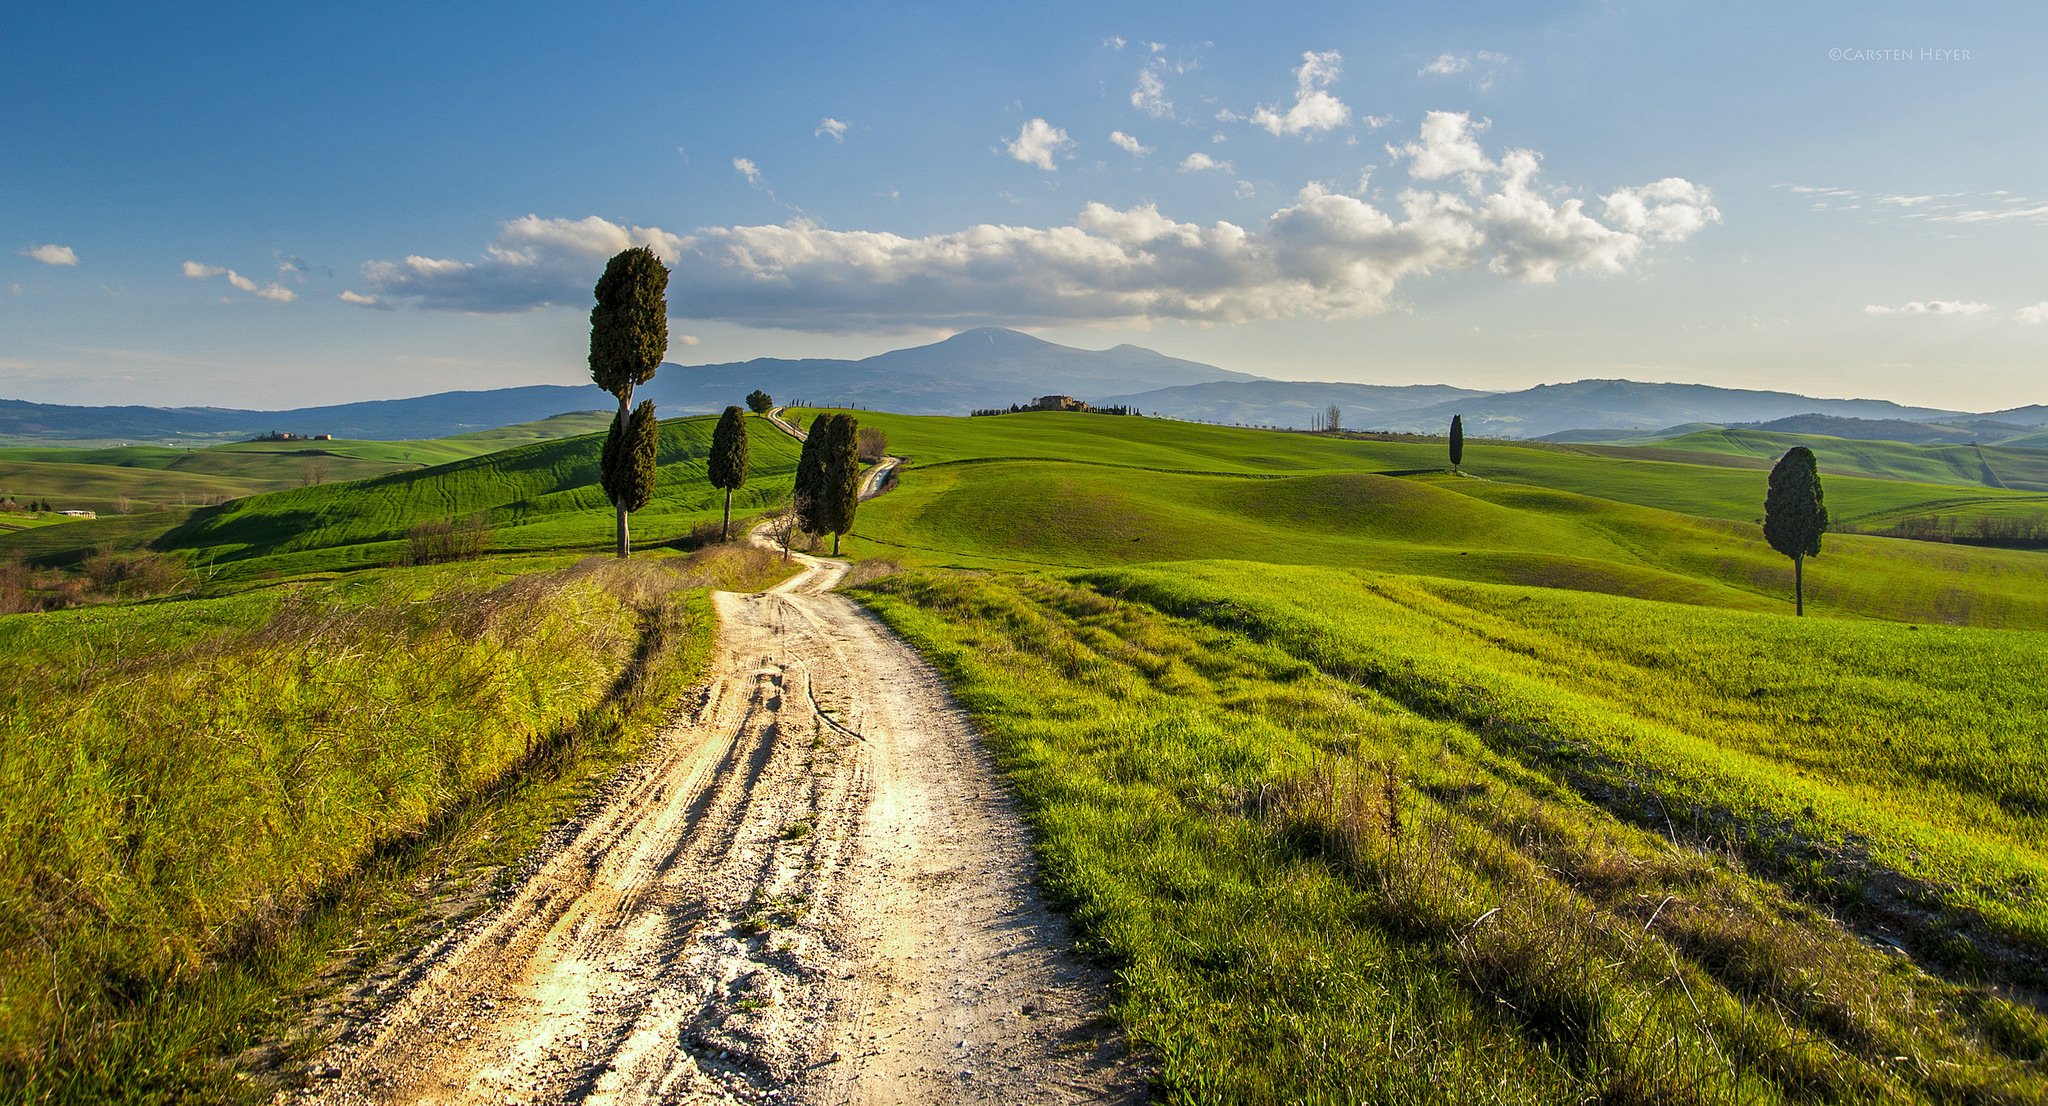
[285,452,1140,1105]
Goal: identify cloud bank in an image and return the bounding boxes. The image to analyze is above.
[1863,300,1991,316]
[351,115,1719,329]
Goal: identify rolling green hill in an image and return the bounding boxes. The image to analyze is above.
[806,409,2048,628]
[151,413,800,578]
[822,409,2048,530]
[0,412,617,517]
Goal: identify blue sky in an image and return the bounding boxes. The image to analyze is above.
[4,1,2045,410]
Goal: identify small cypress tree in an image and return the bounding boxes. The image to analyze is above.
[746,389,773,414]
[588,246,668,558]
[708,405,750,541]
[819,414,861,555]
[1763,446,1829,616]
[1449,415,1464,473]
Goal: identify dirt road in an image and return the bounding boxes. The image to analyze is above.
[286,481,1137,1103]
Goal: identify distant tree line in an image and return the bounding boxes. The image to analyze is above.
[1844,513,2048,550]
[972,402,1139,417]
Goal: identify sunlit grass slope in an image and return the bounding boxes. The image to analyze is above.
[1640,428,2048,492]
[153,414,798,578]
[823,413,2048,627]
[802,408,2048,532]
[0,551,766,1100]
[853,566,2048,1104]
[0,456,265,514]
[0,412,618,511]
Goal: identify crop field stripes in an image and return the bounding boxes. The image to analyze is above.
[853,567,2048,1103]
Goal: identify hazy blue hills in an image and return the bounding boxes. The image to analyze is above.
[0,387,606,445]
[642,326,1256,414]
[0,329,1251,444]
[6,328,2043,445]
[1377,379,1979,440]
[1101,379,1492,427]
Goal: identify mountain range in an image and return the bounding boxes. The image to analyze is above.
[3,328,2043,445]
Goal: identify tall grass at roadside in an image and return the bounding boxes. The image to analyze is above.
[853,568,2048,1104]
[0,543,788,1102]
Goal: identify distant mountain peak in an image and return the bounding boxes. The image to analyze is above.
[937,326,1045,346]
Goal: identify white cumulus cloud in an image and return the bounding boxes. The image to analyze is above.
[20,244,78,266]
[1251,50,1351,137]
[1179,152,1233,173]
[733,157,763,185]
[1420,53,1471,76]
[816,117,847,142]
[1006,118,1072,171]
[1863,300,1991,316]
[1110,130,1151,156]
[357,215,688,313]
[183,259,296,302]
[2016,302,2048,324]
[1389,111,1496,181]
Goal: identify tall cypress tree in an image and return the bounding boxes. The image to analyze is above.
[1449,414,1464,474]
[588,246,668,558]
[1764,446,1829,616]
[708,405,750,541]
[819,414,861,555]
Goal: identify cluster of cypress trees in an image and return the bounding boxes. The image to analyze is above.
[795,413,861,555]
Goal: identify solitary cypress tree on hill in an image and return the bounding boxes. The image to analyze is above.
[1764,446,1828,615]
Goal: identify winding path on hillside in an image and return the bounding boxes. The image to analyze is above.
[284,418,1138,1105]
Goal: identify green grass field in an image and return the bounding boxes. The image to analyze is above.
[815,409,2048,1102]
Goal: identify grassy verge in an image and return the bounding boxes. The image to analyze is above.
[852,567,2048,1104]
[0,543,787,1102]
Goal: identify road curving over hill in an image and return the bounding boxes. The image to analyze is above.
[285,447,1138,1105]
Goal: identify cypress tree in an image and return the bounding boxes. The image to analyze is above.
[708,405,750,541]
[588,246,668,558]
[794,417,828,537]
[1763,446,1829,615]
[600,400,659,520]
[1449,414,1464,473]
[819,414,861,555]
